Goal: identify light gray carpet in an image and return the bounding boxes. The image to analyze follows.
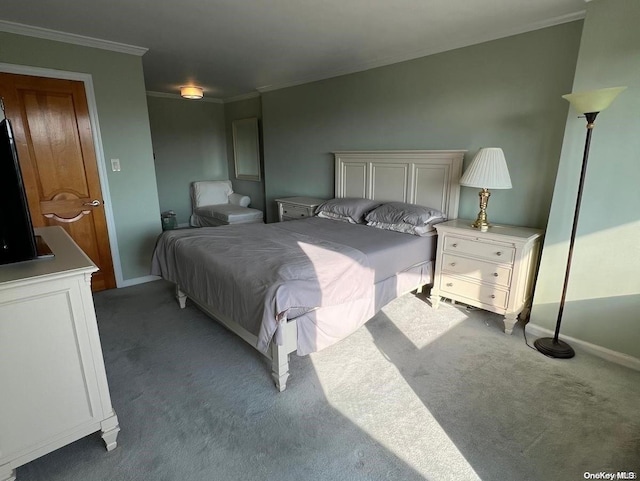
[16,280,640,481]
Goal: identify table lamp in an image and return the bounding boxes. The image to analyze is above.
[459,147,512,229]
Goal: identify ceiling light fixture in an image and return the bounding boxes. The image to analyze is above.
[180,86,203,99]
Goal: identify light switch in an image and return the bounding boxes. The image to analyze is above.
[111,159,121,172]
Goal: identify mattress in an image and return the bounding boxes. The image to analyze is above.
[151,218,437,355]
[274,217,437,282]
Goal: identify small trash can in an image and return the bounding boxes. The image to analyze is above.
[161,211,177,231]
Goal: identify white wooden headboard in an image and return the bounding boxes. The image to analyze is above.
[334,150,465,220]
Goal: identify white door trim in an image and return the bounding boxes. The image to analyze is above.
[0,62,124,288]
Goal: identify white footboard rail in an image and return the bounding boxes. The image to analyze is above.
[175,284,297,392]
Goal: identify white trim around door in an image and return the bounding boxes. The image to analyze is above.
[0,62,126,288]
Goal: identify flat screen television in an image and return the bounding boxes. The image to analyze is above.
[0,117,38,265]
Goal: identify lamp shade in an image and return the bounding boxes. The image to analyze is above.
[460,148,512,189]
[562,86,626,114]
[180,86,204,99]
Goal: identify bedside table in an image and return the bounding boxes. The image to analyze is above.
[430,219,543,335]
[275,197,326,222]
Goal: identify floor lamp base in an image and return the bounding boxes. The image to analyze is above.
[534,337,575,359]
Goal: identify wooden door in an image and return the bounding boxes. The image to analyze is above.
[0,73,115,291]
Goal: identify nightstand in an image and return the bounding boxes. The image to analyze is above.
[275,197,326,222]
[430,219,543,334]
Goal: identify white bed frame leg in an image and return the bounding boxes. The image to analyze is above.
[271,343,290,392]
[175,285,187,309]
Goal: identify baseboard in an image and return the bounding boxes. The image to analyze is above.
[526,322,640,372]
[118,275,161,288]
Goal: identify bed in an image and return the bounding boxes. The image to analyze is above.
[151,150,464,391]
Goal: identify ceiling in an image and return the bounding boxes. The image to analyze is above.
[0,0,586,101]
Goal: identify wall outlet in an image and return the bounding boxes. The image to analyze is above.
[111,159,121,172]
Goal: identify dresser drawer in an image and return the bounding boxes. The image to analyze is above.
[439,274,509,309]
[281,204,313,220]
[441,254,512,287]
[443,235,515,263]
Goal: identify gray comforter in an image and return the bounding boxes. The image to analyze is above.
[151,223,375,355]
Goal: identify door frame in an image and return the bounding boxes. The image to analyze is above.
[0,62,124,287]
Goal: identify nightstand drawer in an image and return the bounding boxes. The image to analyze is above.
[443,235,515,263]
[281,204,313,219]
[441,254,512,287]
[276,197,326,222]
[440,274,509,309]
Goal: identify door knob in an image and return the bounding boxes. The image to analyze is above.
[83,199,102,207]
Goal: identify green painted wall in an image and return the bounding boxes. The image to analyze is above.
[147,95,228,225]
[261,22,583,224]
[224,96,265,214]
[0,32,161,283]
[531,0,640,359]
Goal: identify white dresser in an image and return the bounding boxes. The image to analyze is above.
[275,196,326,222]
[430,219,543,334]
[0,227,119,481]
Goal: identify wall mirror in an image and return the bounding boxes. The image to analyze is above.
[232,117,261,181]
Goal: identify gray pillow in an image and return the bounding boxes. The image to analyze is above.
[315,198,381,224]
[365,202,445,226]
[367,221,436,236]
[316,211,354,223]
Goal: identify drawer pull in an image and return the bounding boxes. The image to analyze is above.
[490,294,496,299]
[493,272,499,277]
[450,262,456,267]
[446,282,453,287]
[452,243,458,248]
[496,251,502,256]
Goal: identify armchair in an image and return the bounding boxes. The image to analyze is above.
[189,180,263,227]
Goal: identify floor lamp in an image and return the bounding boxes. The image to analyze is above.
[534,86,627,359]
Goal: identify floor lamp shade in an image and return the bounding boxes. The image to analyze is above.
[562,86,627,115]
[460,148,512,229]
[534,86,626,359]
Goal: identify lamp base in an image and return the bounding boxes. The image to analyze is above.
[534,337,575,359]
[471,188,491,229]
[471,219,490,230]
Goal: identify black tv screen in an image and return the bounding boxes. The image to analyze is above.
[0,117,38,265]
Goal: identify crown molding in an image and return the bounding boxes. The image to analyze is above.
[223,91,261,104]
[147,89,262,104]
[257,10,586,93]
[146,91,224,104]
[0,20,148,56]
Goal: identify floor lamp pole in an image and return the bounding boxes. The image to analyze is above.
[534,112,598,359]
